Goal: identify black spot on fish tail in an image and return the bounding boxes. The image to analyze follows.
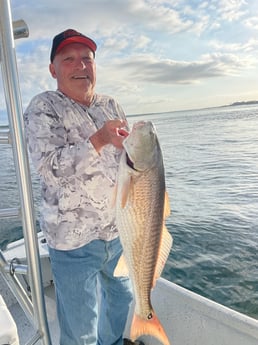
[147,312,153,320]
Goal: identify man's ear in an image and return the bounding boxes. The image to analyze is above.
[49,63,57,78]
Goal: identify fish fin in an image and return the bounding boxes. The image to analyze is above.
[130,311,170,345]
[121,175,132,208]
[113,254,129,277]
[153,226,173,287]
[164,191,171,219]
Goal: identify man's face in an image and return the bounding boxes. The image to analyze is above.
[49,43,96,104]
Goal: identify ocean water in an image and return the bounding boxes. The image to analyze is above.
[0,104,258,319]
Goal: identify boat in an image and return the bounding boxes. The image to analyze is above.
[1,1,258,344]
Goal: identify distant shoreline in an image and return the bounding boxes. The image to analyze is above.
[128,100,258,117]
[228,100,258,107]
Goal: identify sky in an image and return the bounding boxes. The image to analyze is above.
[1,0,258,115]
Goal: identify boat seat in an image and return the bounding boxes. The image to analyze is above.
[0,295,19,345]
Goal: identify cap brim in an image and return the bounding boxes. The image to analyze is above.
[56,36,97,55]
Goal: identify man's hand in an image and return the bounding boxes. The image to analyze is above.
[90,119,129,153]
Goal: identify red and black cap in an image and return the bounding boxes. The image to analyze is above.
[50,29,97,62]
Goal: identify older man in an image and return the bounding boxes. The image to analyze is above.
[24,29,134,345]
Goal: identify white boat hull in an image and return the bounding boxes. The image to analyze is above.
[1,234,258,345]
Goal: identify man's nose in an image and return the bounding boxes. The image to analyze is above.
[76,59,86,69]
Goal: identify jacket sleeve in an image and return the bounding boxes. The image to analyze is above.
[23,94,99,187]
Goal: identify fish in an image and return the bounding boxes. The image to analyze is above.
[114,120,173,345]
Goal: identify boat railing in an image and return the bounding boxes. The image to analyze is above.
[0,1,52,344]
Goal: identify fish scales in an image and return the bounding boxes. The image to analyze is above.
[120,167,165,315]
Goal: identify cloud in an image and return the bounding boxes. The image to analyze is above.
[109,52,253,85]
[12,0,187,38]
[0,0,257,115]
[215,0,248,21]
[244,16,258,30]
[209,38,258,53]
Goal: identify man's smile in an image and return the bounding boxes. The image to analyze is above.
[72,75,89,79]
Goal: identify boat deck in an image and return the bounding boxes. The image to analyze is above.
[3,282,59,345]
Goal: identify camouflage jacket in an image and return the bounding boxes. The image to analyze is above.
[24,90,127,250]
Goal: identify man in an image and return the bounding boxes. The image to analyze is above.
[24,29,134,345]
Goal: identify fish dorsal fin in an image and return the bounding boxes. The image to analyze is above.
[113,254,129,277]
[121,175,133,208]
[153,225,173,287]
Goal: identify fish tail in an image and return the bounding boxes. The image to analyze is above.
[130,311,170,345]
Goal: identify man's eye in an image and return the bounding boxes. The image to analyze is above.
[83,57,93,63]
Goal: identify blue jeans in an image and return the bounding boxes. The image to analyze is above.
[48,237,133,345]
